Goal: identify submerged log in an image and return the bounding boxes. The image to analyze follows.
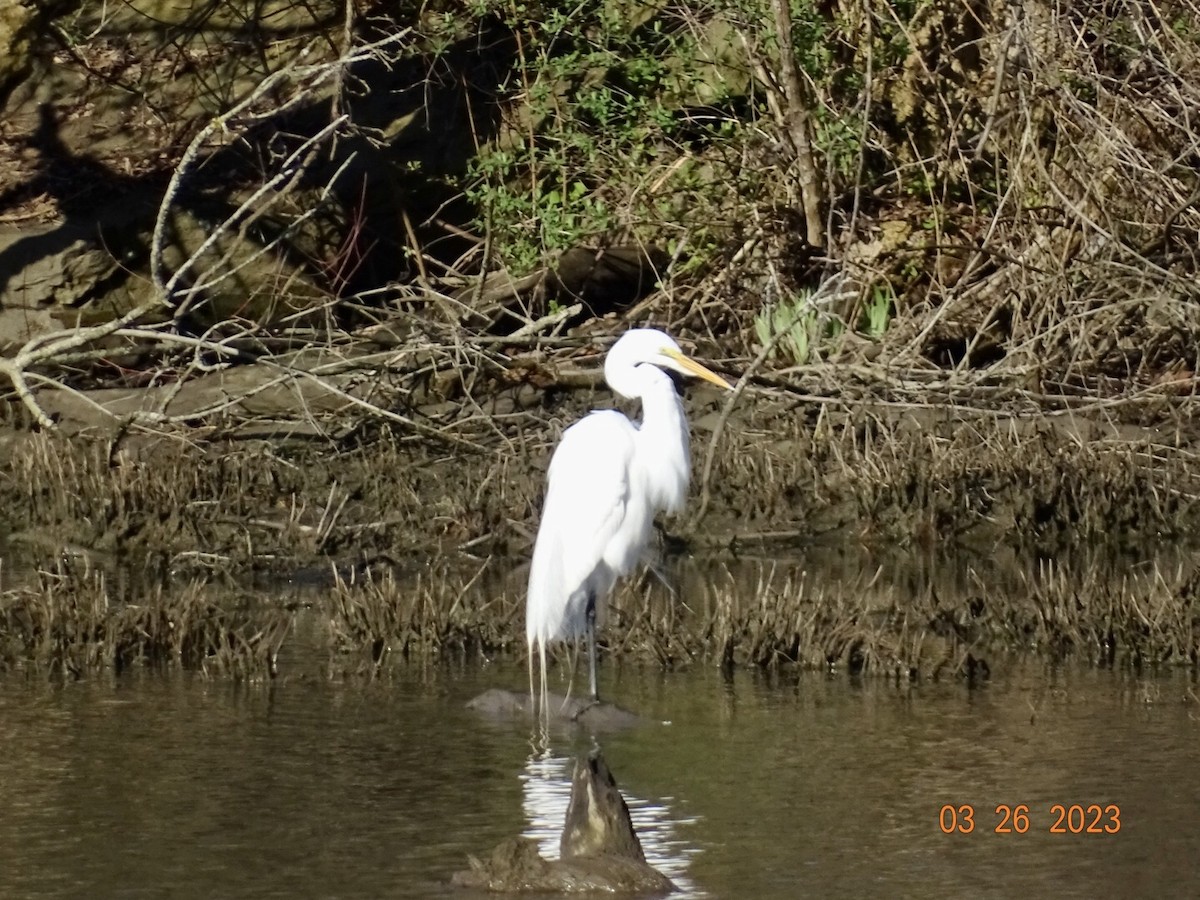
[452,750,675,894]
[560,750,649,864]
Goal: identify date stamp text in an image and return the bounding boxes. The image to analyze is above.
[939,804,1121,835]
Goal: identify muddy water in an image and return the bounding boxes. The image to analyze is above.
[0,646,1197,898]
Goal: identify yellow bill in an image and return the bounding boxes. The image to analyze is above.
[663,348,734,390]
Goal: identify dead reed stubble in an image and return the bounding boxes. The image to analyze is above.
[0,560,289,678]
[609,556,1200,679]
[327,560,516,674]
[700,402,1200,554]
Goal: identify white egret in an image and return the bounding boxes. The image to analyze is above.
[526,328,733,704]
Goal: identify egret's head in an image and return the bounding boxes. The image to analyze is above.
[607,328,733,392]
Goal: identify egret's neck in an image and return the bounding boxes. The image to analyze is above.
[629,365,685,433]
[607,362,690,512]
[604,352,647,402]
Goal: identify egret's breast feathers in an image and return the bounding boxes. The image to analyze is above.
[526,411,638,642]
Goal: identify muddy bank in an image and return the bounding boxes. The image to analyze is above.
[2,350,1199,680]
[1,373,1198,572]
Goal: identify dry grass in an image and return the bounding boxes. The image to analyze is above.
[0,429,538,571]
[607,554,1200,678]
[327,561,518,673]
[322,551,1200,680]
[0,560,289,678]
[2,549,1196,678]
[2,390,1198,585]
[1002,559,1200,668]
[696,401,1200,554]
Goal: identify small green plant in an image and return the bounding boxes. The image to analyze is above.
[461,0,802,275]
[755,290,821,364]
[860,283,893,340]
[813,109,862,181]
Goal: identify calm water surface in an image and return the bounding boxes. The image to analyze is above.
[1,643,1197,898]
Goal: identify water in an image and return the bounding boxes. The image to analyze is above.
[1,652,1197,898]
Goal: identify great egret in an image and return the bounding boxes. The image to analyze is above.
[526,328,733,704]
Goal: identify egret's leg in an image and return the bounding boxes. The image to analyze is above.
[586,593,599,702]
[539,640,549,727]
[528,638,534,708]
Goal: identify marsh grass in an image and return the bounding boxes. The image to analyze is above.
[1002,560,1200,669]
[608,564,967,679]
[607,556,1200,679]
[0,560,289,678]
[328,561,517,673]
[2,395,1198,682]
[699,403,1200,553]
[323,551,1200,681]
[3,435,309,567]
[1,552,1196,679]
[0,431,540,571]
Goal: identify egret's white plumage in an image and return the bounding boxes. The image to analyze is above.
[526,328,733,704]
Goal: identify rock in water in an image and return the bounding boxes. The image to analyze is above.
[452,838,556,893]
[451,750,675,894]
[465,688,643,729]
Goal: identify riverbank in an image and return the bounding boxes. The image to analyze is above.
[3,366,1197,571]
[2,354,1197,679]
[2,0,1199,679]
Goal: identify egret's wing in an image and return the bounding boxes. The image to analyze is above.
[526,411,636,645]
